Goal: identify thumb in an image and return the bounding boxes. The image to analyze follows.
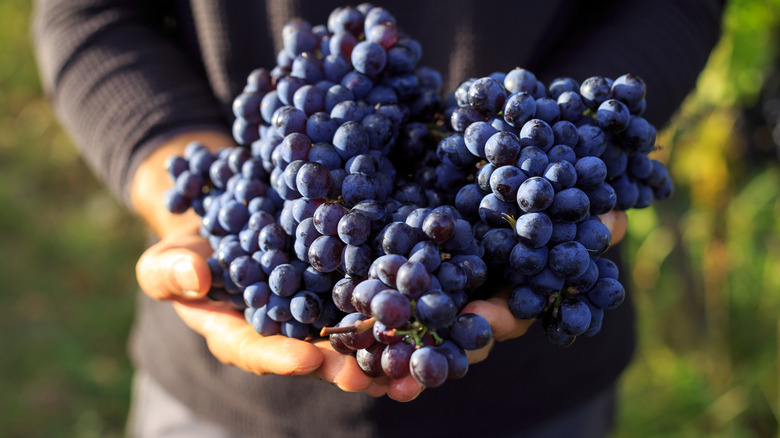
[136,237,213,300]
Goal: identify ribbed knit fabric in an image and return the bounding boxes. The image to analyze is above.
[32,1,723,436]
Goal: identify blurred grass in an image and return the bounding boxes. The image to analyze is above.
[614,0,780,436]
[0,1,146,437]
[1,0,779,437]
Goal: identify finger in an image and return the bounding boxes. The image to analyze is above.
[598,210,627,246]
[460,293,534,342]
[386,375,424,402]
[465,337,494,365]
[172,300,324,376]
[310,339,376,393]
[365,382,389,398]
[136,236,213,300]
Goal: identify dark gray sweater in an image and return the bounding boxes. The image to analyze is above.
[32,1,723,436]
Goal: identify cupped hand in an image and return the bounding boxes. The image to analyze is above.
[135,230,389,396]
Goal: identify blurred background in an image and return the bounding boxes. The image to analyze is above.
[1,1,779,437]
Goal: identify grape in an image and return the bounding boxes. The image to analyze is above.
[290,290,324,324]
[467,77,507,115]
[396,261,433,299]
[516,146,549,177]
[251,306,282,336]
[268,263,302,297]
[580,76,612,109]
[332,277,359,313]
[485,131,522,166]
[509,242,548,276]
[547,187,590,223]
[611,73,646,107]
[307,235,344,272]
[504,68,537,94]
[337,313,375,350]
[514,212,553,248]
[351,41,387,76]
[504,92,536,129]
[508,285,546,319]
[356,342,386,377]
[370,289,412,328]
[463,121,497,158]
[559,298,592,336]
[548,241,590,280]
[410,346,448,388]
[489,165,527,202]
[266,293,293,322]
[543,161,577,192]
[588,278,625,310]
[516,177,555,213]
[229,255,265,288]
[342,243,372,277]
[449,313,492,350]
[382,341,415,379]
[243,282,272,308]
[519,119,554,152]
[481,228,516,266]
[415,290,457,329]
[370,254,407,289]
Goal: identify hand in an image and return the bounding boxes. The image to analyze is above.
[459,209,628,363]
[136,229,393,395]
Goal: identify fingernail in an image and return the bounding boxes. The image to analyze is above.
[183,290,202,299]
[173,258,201,295]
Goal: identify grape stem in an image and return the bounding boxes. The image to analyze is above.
[319,316,376,336]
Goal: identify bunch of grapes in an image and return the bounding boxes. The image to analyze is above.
[161,4,674,386]
[430,68,672,346]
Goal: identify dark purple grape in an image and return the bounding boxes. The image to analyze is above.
[587,278,625,310]
[332,276,360,313]
[395,261,433,299]
[416,290,457,329]
[251,306,281,336]
[307,235,344,273]
[580,76,612,109]
[559,298,592,336]
[547,187,590,223]
[370,254,407,289]
[243,282,272,308]
[229,255,265,288]
[508,285,546,320]
[410,346,448,388]
[268,263,302,297]
[266,293,293,322]
[381,341,415,380]
[370,289,412,328]
[357,342,386,378]
[548,241,590,280]
[485,131,522,166]
[516,177,555,213]
[449,313,492,350]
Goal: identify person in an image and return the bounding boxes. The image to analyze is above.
[31,1,723,436]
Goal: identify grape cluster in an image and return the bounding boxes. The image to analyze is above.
[162,5,494,388]
[432,68,672,346]
[162,4,674,385]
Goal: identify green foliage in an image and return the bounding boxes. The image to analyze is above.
[0,2,146,437]
[613,1,780,436]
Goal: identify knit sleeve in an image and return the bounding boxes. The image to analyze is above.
[31,0,231,209]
